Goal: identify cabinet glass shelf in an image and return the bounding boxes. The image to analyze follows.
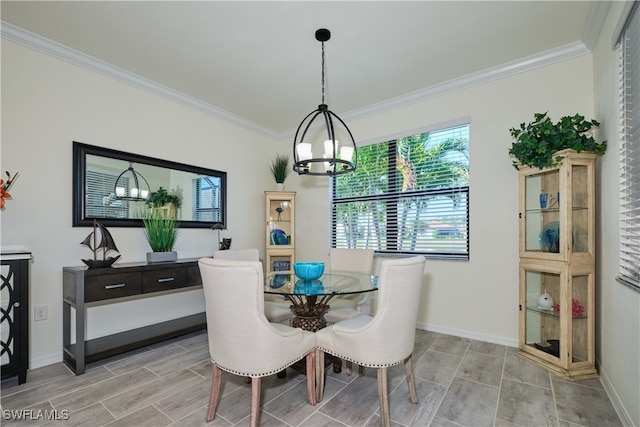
[525,207,588,214]
[525,305,588,319]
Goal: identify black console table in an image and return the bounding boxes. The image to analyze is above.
[1,251,31,384]
[63,258,205,375]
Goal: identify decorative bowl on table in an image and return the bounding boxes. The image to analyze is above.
[293,262,325,280]
[294,279,324,294]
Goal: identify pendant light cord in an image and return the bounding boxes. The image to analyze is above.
[321,41,326,105]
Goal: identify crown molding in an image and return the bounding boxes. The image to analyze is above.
[340,41,590,125]
[1,21,280,138]
[3,21,591,140]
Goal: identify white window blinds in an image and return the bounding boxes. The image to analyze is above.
[86,170,130,218]
[618,2,640,290]
[331,124,470,259]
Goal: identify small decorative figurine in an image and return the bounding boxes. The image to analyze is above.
[80,220,121,268]
[537,289,554,310]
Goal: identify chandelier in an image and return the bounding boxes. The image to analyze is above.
[293,28,357,176]
[114,162,150,201]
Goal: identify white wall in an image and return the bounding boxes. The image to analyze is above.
[1,40,278,367]
[592,3,640,426]
[290,54,596,347]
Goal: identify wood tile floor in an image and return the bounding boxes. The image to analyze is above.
[1,329,622,426]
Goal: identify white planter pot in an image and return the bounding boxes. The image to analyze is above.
[276,183,285,191]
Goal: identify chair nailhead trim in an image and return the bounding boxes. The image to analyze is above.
[315,346,405,368]
[213,350,313,377]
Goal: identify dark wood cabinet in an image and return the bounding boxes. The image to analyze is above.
[63,258,205,375]
[1,251,31,384]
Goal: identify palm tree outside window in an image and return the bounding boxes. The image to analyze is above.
[331,123,470,259]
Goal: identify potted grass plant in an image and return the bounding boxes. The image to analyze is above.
[140,209,179,263]
[508,112,607,170]
[270,154,291,190]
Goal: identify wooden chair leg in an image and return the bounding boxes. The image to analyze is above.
[377,367,390,427]
[358,365,366,376]
[346,361,353,375]
[206,365,222,422]
[250,377,261,427]
[404,355,418,404]
[315,349,325,402]
[305,351,317,405]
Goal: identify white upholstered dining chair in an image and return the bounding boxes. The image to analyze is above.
[323,248,375,375]
[212,249,293,324]
[198,258,316,426]
[315,256,426,427]
[324,248,374,323]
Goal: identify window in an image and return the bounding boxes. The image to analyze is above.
[331,123,470,259]
[618,3,640,290]
[192,176,222,222]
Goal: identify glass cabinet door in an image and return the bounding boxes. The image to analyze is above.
[569,273,591,365]
[571,164,591,253]
[523,267,562,361]
[265,191,296,274]
[267,195,294,248]
[522,265,593,370]
[523,169,561,254]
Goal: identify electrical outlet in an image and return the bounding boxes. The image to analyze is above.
[34,306,47,321]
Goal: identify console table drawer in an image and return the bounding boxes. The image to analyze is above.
[187,265,202,287]
[85,273,142,302]
[142,268,188,293]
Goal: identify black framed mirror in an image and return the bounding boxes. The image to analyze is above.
[73,141,226,228]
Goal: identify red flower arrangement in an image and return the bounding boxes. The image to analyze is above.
[552,298,585,318]
[0,171,18,210]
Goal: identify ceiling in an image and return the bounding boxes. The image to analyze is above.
[1,1,606,137]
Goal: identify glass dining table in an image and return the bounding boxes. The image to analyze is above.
[264,271,379,332]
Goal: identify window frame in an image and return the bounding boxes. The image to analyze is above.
[330,122,470,260]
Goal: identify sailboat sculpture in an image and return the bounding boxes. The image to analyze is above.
[80,220,121,268]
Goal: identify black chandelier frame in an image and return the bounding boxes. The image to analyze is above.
[292,28,357,176]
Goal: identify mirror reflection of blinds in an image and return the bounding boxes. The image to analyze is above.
[86,171,130,218]
[618,2,640,291]
[193,176,222,222]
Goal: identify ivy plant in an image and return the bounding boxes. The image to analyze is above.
[508,112,607,169]
[146,186,181,208]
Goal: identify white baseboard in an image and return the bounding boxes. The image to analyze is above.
[415,321,519,348]
[30,352,62,370]
[597,362,635,427]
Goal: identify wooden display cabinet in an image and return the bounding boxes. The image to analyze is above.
[265,191,295,273]
[517,149,598,379]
